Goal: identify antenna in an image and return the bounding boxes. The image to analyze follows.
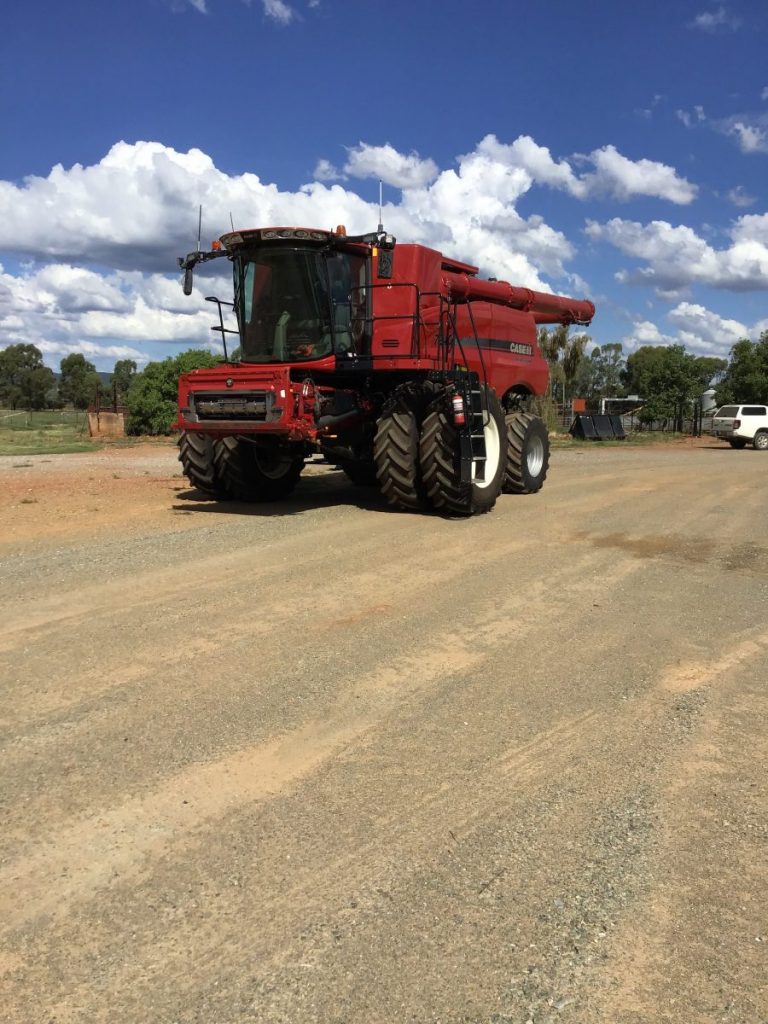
[196,204,202,253]
[377,179,384,234]
[229,212,235,232]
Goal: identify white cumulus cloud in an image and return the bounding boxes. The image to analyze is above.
[581,145,697,204]
[341,135,697,205]
[713,113,768,154]
[313,158,342,182]
[620,303,756,358]
[586,215,768,292]
[343,143,439,190]
[621,320,676,351]
[726,185,756,207]
[728,121,768,153]
[0,263,220,366]
[0,135,700,366]
[690,6,741,32]
[262,0,295,24]
[667,302,747,354]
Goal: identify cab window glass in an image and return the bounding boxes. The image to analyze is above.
[237,247,366,362]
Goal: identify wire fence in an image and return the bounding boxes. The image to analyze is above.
[0,408,93,454]
[0,408,90,432]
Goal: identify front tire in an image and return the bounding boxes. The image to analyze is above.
[753,431,768,451]
[214,437,304,501]
[503,413,550,494]
[374,401,428,510]
[178,431,227,497]
[420,387,506,516]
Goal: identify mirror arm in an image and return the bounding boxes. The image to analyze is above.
[177,248,229,296]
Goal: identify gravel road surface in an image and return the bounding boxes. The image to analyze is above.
[1,440,766,1024]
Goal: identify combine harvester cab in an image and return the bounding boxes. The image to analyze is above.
[176,225,595,515]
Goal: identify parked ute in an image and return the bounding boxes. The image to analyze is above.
[711,404,768,450]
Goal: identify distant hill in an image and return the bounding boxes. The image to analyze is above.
[53,371,113,385]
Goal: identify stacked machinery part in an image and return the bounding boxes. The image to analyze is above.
[175,226,595,516]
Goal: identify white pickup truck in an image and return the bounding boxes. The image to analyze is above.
[711,404,768,450]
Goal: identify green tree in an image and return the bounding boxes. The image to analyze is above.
[0,344,55,409]
[111,359,138,403]
[126,349,219,435]
[690,355,727,391]
[572,343,626,403]
[715,332,768,405]
[622,345,721,429]
[537,324,591,403]
[59,353,101,409]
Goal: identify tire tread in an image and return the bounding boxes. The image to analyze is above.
[503,412,550,494]
[374,404,427,510]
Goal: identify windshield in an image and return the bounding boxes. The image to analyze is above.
[235,247,367,363]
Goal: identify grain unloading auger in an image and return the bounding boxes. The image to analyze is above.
[175,225,595,515]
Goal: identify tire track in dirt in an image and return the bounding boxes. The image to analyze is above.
[2,445,767,1023]
[579,650,768,1024]
[0,716,365,932]
[0,556,640,932]
[25,603,740,1024]
[1,452,753,866]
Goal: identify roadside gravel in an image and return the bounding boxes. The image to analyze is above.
[1,440,766,1023]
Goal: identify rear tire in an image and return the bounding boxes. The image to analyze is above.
[178,431,227,497]
[374,402,428,510]
[729,438,748,449]
[503,413,550,494]
[214,437,303,501]
[753,430,768,451]
[420,387,506,516]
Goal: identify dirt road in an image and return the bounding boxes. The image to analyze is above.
[1,440,766,1023]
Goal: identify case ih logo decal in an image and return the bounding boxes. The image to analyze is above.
[462,338,533,357]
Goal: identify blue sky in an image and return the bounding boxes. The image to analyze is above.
[1,0,767,370]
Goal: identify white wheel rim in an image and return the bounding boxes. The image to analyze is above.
[473,414,501,489]
[526,435,545,477]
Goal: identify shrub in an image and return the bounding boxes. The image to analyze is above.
[126,350,219,435]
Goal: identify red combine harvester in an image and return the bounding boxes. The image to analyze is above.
[176,225,595,516]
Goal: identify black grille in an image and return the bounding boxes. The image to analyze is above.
[192,391,270,421]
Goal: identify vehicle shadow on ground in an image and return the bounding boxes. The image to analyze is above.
[697,443,758,452]
[171,468,401,518]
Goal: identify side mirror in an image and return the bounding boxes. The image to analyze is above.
[183,267,194,295]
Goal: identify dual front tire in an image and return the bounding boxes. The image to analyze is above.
[373,401,428,511]
[178,433,303,502]
[419,390,507,515]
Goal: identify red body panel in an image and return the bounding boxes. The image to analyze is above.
[364,244,552,395]
[177,364,323,440]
